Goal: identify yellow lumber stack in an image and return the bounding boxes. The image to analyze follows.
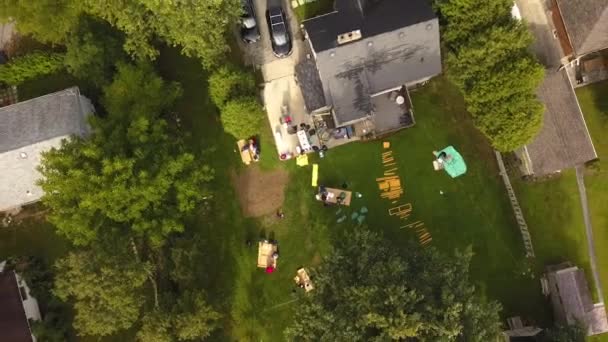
[378,145,432,247]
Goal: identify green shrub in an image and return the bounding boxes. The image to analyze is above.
[208,65,255,109]
[220,96,265,139]
[0,51,65,85]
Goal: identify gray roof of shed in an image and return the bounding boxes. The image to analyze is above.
[0,87,91,153]
[556,0,608,56]
[546,263,608,335]
[303,0,441,125]
[524,69,596,175]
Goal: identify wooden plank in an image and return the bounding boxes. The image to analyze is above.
[376,175,399,181]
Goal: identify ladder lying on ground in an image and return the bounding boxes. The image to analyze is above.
[495,151,535,258]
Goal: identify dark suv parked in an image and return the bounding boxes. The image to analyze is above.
[266,5,292,58]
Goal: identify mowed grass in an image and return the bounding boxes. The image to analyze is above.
[157,43,553,340]
[578,81,608,342]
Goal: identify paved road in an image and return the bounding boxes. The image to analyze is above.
[576,165,604,303]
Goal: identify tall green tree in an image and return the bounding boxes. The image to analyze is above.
[38,63,212,246]
[173,291,222,340]
[436,0,545,151]
[0,0,241,66]
[54,244,150,336]
[0,0,81,44]
[285,228,502,341]
[64,16,126,86]
[0,51,64,85]
[136,291,221,342]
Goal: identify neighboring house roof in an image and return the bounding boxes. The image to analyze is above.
[0,87,93,211]
[546,263,608,336]
[0,271,33,342]
[523,69,596,175]
[555,0,608,56]
[302,0,441,126]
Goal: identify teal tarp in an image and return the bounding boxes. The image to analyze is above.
[434,146,467,178]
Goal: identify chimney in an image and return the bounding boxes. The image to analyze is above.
[337,30,362,45]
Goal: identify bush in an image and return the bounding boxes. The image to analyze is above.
[0,51,65,85]
[208,65,256,109]
[220,96,265,139]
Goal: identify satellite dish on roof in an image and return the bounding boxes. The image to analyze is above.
[396,96,405,105]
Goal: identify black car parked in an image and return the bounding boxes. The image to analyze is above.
[240,0,260,43]
[266,5,292,58]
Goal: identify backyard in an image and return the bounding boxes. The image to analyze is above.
[4,48,607,340]
[157,50,554,339]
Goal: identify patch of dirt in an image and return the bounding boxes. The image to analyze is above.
[231,166,289,217]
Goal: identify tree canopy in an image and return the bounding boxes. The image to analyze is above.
[436,0,545,151]
[38,63,212,246]
[64,16,126,86]
[135,291,222,342]
[0,0,241,67]
[54,244,150,336]
[285,228,502,341]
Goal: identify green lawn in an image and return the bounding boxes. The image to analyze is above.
[578,81,608,342]
[154,44,553,339]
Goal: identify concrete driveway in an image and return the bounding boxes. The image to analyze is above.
[514,0,564,67]
[238,0,313,157]
[243,0,306,80]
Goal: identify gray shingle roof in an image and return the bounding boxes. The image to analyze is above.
[524,69,596,175]
[303,0,441,126]
[0,87,91,153]
[546,263,608,336]
[556,0,608,56]
[0,87,92,211]
[304,0,437,53]
[295,56,327,112]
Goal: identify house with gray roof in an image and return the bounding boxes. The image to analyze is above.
[551,0,608,58]
[297,0,441,137]
[0,87,93,212]
[545,262,608,336]
[517,69,597,176]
